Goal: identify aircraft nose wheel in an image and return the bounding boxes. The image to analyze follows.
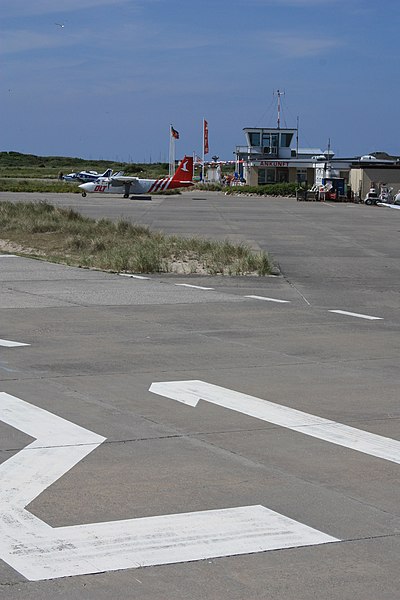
[81,192,87,197]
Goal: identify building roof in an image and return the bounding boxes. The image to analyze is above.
[297,148,324,155]
[370,151,400,161]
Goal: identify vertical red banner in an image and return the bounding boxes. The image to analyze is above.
[203,120,209,155]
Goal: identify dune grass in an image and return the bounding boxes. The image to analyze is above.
[0,178,81,193]
[0,200,271,276]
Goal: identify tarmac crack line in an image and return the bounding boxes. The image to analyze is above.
[3,285,88,308]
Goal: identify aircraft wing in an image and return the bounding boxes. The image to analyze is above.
[110,175,139,184]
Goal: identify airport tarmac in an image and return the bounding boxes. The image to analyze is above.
[1,191,400,599]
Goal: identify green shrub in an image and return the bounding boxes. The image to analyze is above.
[225,183,298,197]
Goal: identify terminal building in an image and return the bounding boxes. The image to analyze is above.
[235,126,328,187]
[234,126,400,199]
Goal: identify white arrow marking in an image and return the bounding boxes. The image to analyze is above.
[149,380,400,465]
[175,284,214,290]
[0,338,30,347]
[329,310,382,321]
[245,295,290,303]
[0,392,337,581]
[119,273,150,280]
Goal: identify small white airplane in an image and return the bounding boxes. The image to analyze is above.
[79,156,194,198]
[63,168,113,183]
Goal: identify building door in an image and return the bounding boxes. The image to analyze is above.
[277,169,289,183]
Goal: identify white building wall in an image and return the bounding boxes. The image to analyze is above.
[349,168,400,198]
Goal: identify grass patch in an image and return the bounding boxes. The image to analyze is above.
[0,201,272,276]
[0,152,170,182]
[0,178,81,193]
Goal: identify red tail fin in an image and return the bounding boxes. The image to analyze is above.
[171,156,193,183]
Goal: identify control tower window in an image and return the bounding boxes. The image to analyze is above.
[262,133,270,147]
[248,132,260,146]
[280,133,293,147]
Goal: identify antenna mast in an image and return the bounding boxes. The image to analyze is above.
[274,89,285,129]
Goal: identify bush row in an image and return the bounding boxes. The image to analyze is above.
[224,183,298,197]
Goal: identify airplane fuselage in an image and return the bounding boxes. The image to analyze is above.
[80,177,193,196]
[78,156,194,198]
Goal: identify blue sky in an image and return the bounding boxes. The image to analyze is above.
[0,0,398,162]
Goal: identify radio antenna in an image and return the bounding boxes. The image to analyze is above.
[274,89,285,129]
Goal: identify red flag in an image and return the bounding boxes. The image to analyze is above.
[171,125,179,139]
[203,119,209,154]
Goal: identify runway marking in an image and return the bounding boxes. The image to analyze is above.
[0,338,30,347]
[245,295,290,303]
[175,284,214,290]
[119,273,150,280]
[0,392,337,581]
[329,310,383,321]
[0,254,18,258]
[150,380,400,465]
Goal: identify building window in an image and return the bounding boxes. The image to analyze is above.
[280,133,293,147]
[260,134,278,154]
[261,133,270,148]
[277,169,289,183]
[271,134,278,150]
[258,168,276,185]
[248,132,260,146]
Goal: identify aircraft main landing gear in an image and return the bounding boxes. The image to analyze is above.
[123,183,130,199]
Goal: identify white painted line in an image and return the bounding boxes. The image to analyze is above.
[150,380,400,465]
[0,393,337,581]
[0,254,18,258]
[245,295,290,303]
[175,284,214,290]
[119,273,150,280]
[329,310,382,321]
[0,338,30,347]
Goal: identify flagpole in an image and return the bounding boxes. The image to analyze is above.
[201,117,206,183]
[171,135,174,177]
[202,118,205,182]
[202,118,209,182]
[169,125,175,177]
